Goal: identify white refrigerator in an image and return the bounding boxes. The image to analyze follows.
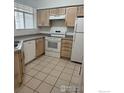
[71,18,84,63]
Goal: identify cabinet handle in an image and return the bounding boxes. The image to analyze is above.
[79,66,81,75]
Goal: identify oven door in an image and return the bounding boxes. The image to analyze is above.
[45,37,61,52]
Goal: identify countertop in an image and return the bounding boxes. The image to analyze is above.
[15,32,73,42]
[66,32,74,36]
[14,34,46,42]
[14,32,73,52]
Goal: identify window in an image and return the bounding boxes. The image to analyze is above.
[14,11,34,29]
[24,13,34,29]
[15,11,24,29]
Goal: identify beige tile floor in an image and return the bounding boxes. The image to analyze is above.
[15,55,82,93]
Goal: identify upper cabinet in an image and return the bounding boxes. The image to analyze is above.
[50,8,66,16]
[65,7,77,27]
[50,8,58,16]
[58,8,66,15]
[77,6,84,17]
[37,6,83,27]
[37,9,50,27]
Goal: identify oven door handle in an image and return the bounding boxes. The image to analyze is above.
[46,40,61,42]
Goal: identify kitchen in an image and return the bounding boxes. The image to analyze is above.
[14,0,84,93]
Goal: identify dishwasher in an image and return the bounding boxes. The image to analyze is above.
[23,40,36,64]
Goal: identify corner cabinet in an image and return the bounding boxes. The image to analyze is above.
[37,9,50,27]
[36,38,45,57]
[14,50,24,88]
[65,7,77,27]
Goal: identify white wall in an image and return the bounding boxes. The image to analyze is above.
[14,29,39,36]
[14,0,38,8]
[37,0,83,9]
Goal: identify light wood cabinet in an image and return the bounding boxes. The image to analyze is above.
[77,6,84,17]
[14,50,24,88]
[65,7,77,27]
[36,38,45,57]
[50,8,58,16]
[37,9,50,26]
[58,8,66,15]
[61,38,73,59]
[50,8,66,16]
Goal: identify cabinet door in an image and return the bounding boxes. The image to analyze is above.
[14,51,24,88]
[14,52,22,87]
[36,38,45,57]
[50,8,58,16]
[50,8,66,16]
[37,9,50,26]
[77,6,84,17]
[65,7,77,27]
[58,8,66,15]
[37,10,41,26]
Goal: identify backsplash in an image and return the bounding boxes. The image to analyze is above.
[38,20,74,32]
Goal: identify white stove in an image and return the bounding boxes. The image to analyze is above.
[45,27,67,58]
[50,27,67,37]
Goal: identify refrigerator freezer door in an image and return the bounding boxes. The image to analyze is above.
[71,33,83,63]
[75,18,84,33]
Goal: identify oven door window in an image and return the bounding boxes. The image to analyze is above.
[48,42,58,49]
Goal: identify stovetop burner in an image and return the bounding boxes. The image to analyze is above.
[50,27,67,38]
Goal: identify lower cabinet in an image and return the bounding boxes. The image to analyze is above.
[36,38,45,57]
[61,38,73,59]
[23,40,36,64]
[14,50,24,88]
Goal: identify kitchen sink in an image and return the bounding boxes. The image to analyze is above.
[14,41,20,48]
[14,40,23,49]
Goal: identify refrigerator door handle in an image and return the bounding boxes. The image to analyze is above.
[73,22,77,42]
[74,23,77,33]
[73,33,76,42]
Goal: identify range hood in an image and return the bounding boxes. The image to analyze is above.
[49,15,65,20]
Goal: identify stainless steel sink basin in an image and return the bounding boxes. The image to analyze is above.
[14,40,23,50]
[14,41,20,48]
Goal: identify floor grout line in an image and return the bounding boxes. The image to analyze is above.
[33,58,60,93]
[17,55,81,93]
[49,62,66,93]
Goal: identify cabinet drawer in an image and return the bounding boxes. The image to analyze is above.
[62,40,72,45]
[61,51,71,58]
[61,44,72,48]
[61,47,72,52]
